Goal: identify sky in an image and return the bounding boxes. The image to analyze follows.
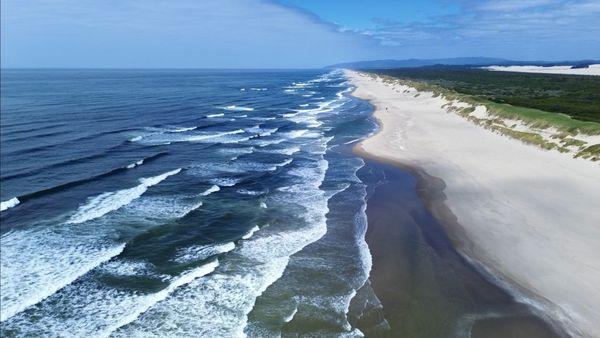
[1,0,599,68]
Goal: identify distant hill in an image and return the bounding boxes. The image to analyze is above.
[327,57,600,69]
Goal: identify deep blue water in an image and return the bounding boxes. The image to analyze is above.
[0,69,377,336]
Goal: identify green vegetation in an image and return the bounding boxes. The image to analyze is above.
[576,144,600,161]
[366,70,600,161]
[373,71,600,136]
[372,67,600,124]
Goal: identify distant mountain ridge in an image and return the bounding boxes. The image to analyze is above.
[327,57,600,69]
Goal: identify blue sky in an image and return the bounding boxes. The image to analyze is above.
[280,1,461,30]
[1,0,599,68]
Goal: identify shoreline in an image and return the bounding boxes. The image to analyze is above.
[354,147,566,337]
[347,70,600,337]
[355,159,563,337]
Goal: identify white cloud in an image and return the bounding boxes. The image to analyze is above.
[0,0,383,67]
[355,0,600,59]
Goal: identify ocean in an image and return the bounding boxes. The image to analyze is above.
[0,69,562,338]
[0,69,377,336]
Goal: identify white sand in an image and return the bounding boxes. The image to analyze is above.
[482,64,600,76]
[347,70,600,337]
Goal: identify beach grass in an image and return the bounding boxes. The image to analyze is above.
[365,72,600,160]
[371,67,600,123]
[377,74,600,135]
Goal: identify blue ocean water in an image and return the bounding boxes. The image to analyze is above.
[0,69,377,336]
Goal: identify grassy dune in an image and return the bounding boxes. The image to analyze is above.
[371,67,600,123]
[366,70,600,160]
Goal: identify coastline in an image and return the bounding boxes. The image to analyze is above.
[347,70,600,337]
[354,159,562,337]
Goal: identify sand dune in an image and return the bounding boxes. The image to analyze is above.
[482,64,600,76]
[347,70,600,338]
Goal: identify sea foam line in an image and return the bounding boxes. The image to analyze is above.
[167,126,197,132]
[102,260,219,337]
[174,243,235,264]
[126,159,144,169]
[67,168,181,224]
[179,129,245,142]
[0,242,126,322]
[242,226,260,240]
[1,197,20,212]
[200,185,220,196]
[220,105,254,112]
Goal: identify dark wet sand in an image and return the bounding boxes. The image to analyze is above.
[353,160,563,338]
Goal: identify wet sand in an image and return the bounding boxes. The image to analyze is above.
[354,160,562,337]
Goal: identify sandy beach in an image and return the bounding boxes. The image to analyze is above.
[347,70,600,337]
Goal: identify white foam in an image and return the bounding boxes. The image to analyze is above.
[220,105,254,112]
[209,177,240,187]
[138,129,246,145]
[276,158,293,168]
[178,129,245,142]
[219,135,252,144]
[245,125,262,133]
[100,260,160,278]
[63,72,335,337]
[121,196,205,221]
[259,202,267,209]
[0,235,126,322]
[112,256,289,337]
[260,146,301,156]
[283,307,298,323]
[111,151,330,335]
[250,88,267,91]
[218,146,255,160]
[253,137,286,147]
[126,159,144,169]
[251,117,276,121]
[200,185,221,196]
[242,226,260,240]
[168,126,197,132]
[282,129,309,138]
[1,197,20,212]
[174,244,235,264]
[67,168,181,224]
[259,127,278,137]
[5,260,221,337]
[336,87,353,99]
[236,189,265,196]
[179,201,203,218]
[206,113,225,118]
[299,103,310,107]
[129,135,143,142]
[343,138,361,145]
[97,261,219,336]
